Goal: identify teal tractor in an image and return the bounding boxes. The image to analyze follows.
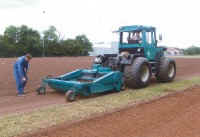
[37,25,176,101]
[96,25,176,88]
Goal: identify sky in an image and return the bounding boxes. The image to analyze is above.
[0,0,200,48]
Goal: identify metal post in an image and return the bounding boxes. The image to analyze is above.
[42,36,45,57]
[42,10,46,57]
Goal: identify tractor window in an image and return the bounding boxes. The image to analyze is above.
[146,32,152,44]
[120,32,142,44]
[120,32,129,44]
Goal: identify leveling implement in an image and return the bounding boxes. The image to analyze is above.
[37,25,176,101]
[37,64,123,101]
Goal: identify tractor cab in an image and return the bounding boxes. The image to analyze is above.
[117,25,163,61]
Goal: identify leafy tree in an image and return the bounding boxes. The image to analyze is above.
[184,46,200,55]
[0,25,93,57]
[17,25,42,56]
[43,26,59,42]
[75,35,93,55]
[3,26,19,45]
[2,25,42,56]
[0,35,7,57]
[42,26,60,56]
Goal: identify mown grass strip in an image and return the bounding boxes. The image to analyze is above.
[171,55,200,58]
[1,77,200,137]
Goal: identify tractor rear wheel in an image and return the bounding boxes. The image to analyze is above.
[156,57,176,82]
[124,57,151,88]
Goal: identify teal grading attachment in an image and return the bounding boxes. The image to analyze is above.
[37,64,123,101]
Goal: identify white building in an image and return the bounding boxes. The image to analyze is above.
[89,42,118,56]
[165,47,184,56]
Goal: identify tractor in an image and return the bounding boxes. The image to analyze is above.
[37,25,176,101]
[94,25,176,88]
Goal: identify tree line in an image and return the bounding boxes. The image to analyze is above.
[184,46,200,55]
[0,25,93,57]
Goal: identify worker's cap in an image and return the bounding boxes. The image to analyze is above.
[26,53,32,59]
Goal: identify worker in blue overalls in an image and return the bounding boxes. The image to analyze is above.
[13,54,32,96]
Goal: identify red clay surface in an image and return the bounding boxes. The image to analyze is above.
[0,57,200,116]
[22,85,200,137]
[0,57,92,115]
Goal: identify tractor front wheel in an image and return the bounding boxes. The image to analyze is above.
[124,57,151,88]
[65,90,76,102]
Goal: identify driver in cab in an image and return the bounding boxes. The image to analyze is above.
[128,31,142,44]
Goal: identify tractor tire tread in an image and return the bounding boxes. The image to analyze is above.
[156,57,176,82]
[124,57,151,88]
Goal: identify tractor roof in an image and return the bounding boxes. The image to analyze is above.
[117,25,155,32]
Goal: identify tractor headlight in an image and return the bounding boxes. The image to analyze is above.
[137,48,141,52]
